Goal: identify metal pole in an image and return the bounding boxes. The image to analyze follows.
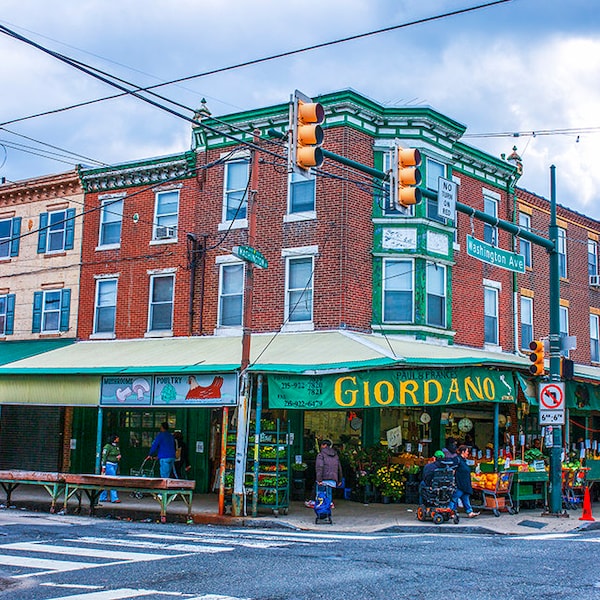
[95,407,103,474]
[494,402,499,471]
[218,406,228,515]
[548,164,564,514]
[231,130,260,517]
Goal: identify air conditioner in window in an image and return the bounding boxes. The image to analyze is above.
[590,274,600,287]
[155,226,177,240]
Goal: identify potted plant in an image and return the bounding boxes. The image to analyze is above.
[372,464,406,502]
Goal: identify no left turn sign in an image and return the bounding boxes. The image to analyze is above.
[539,382,565,411]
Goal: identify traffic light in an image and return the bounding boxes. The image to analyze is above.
[529,340,545,376]
[394,145,422,209]
[289,90,324,173]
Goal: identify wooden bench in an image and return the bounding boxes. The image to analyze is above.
[0,470,66,513]
[62,474,196,523]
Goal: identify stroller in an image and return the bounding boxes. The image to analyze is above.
[314,484,333,524]
[417,466,460,525]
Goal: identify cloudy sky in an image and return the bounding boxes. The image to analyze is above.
[0,0,598,218]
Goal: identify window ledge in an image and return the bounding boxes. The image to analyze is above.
[90,332,116,340]
[284,211,316,223]
[44,252,67,258]
[0,257,12,263]
[144,330,173,338]
[280,321,314,333]
[38,332,63,338]
[96,244,120,252]
[149,238,178,245]
[214,326,243,337]
[483,343,503,353]
[218,219,248,231]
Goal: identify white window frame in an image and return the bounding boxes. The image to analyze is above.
[147,273,175,334]
[47,209,68,253]
[483,193,498,247]
[98,197,124,248]
[0,294,7,335]
[281,246,317,331]
[222,159,249,226]
[520,296,533,350]
[41,289,62,333]
[383,258,414,324]
[286,171,316,220]
[591,314,599,363]
[285,255,314,327]
[153,189,179,241]
[426,262,446,328]
[588,239,598,277]
[0,218,12,258]
[558,227,567,279]
[92,278,118,337]
[484,286,499,346]
[217,261,245,329]
[519,213,532,268]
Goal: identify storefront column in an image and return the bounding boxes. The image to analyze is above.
[493,402,499,471]
[362,410,380,447]
[95,407,103,474]
[251,375,263,517]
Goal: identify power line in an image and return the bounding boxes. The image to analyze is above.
[464,126,600,139]
[0,0,513,129]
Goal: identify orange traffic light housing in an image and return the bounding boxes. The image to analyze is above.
[529,339,545,376]
[395,146,422,208]
[290,90,324,173]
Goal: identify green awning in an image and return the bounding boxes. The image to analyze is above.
[0,339,75,366]
[0,375,100,406]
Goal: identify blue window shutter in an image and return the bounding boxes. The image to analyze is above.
[5,294,15,335]
[64,208,76,250]
[10,217,21,257]
[32,291,43,333]
[37,213,48,254]
[60,289,71,331]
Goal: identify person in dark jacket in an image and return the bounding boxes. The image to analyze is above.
[315,439,343,502]
[99,434,121,504]
[421,450,447,486]
[147,422,176,478]
[451,444,480,517]
[442,437,459,466]
[173,430,191,479]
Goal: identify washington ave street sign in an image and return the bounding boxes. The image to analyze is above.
[466,235,525,273]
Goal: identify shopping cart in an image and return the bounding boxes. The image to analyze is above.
[129,457,156,498]
[472,470,516,517]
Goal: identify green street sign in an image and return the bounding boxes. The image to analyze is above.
[466,235,525,273]
[232,245,268,269]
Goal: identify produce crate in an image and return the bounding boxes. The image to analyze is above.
[485,496,505,508]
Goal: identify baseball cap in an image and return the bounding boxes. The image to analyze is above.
[434,450,445,459]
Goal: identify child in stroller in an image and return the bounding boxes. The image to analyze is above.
[417,451,460,524]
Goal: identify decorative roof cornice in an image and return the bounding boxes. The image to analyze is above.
[80,152,196,193]
[0,170,82,205]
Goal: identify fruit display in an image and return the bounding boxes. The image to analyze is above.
[471,471,511,492]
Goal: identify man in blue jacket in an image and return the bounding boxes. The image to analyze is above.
[147,422,176,478]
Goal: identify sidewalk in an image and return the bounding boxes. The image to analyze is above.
[1,486,598,535]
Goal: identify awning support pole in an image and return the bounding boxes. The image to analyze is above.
[95,407,103,474]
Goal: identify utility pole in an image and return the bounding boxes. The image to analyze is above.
[231,130,260,517]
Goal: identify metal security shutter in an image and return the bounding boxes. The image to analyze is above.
[0,406,64,471]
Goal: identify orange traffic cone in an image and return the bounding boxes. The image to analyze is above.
[579,486,595,522]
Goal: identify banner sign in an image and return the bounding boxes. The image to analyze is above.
[267,367,516,410]
[101,373,237,407]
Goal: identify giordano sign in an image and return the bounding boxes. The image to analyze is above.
[268,367,516,410]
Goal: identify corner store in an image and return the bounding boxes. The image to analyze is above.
[1,330,600,505]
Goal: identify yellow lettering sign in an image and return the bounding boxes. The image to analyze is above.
[334,376,358,407]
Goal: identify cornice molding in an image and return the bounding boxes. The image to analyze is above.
[0,170,82,205]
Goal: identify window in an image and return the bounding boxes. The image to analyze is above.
[218,263,244,327]
[483,195,498,246]
[383,259,413,323]
[153,190,179,240]
[520,296,533,350]
[426,262,446,327]
[558,227,567,279]
[148,275,174,331]
[223,160,249,222]
[588,240,598,277]
[559,305,569,338]
[591,314,599,363]
[94,279,117,334]
[425,158,446,223]
[99,198,123,246]
[484,287,498,345]
[519,213,532,268]
[0,294,15,335]
[0,217,21,259]
[37,209,75,253]
[286,257,313,323]
[32,289,71,333]
[289,171,315,214]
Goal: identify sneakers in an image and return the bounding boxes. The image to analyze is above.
[467,511,480,518]
[111,499,121,504]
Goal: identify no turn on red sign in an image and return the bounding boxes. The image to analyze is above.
[538,382,565,425]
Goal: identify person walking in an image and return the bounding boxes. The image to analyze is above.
[451,444,480,518]
[173,430,191,479]
[147,422,176,478]
[99,434,121,504]
[315,439,343,503]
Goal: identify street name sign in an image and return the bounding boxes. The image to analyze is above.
[232,245,268,269]
[466,235,525,273]
[437,177,457,220]
[538,381,565,425]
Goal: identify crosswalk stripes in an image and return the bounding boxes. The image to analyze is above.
[40,589,248,600]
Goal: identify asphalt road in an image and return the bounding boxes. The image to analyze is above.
[1,511,599,600]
